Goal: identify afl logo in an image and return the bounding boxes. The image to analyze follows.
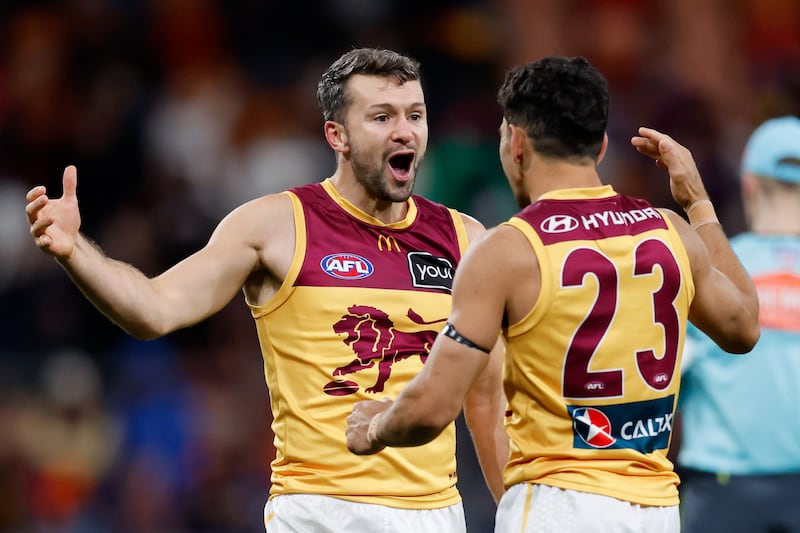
[540,214,579,233]
[573,407,616,448]
[320,253,374,280]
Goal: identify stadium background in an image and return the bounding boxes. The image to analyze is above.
[0,0,797,531]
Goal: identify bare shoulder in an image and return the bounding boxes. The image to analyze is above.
[658,207,711,280]
[214,192,294,243]
[659,208,703,256]
[454,223,540,325]
[457,212,488,242]
[211,191,297,280]
[461,223,536,275]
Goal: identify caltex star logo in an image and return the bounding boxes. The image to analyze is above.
[573,407,616,448]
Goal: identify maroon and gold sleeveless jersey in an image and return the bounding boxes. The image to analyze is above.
[501,185,694,506]
[248,179,469,509]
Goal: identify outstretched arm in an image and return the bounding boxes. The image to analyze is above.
[631,127,760,352]
[346,227,514,446]
[25,165,285,339]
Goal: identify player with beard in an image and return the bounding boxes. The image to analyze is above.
[24,48,507,532]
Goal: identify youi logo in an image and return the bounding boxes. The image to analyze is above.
[320,253,375,280]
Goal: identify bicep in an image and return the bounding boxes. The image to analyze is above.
[150,201,271,330]
[449,226,525,351]
[680,219,755,352]
[448,258,506,352]
[688,263,748,342]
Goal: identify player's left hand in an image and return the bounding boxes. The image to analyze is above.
[346,398,393,455]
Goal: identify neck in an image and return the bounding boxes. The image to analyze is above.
[525,157,604,203]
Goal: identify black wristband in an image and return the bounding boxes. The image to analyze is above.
[441,322,492,354]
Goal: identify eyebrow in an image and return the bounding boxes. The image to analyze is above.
[367,102,426,112]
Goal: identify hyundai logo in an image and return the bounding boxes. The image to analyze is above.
[540,214,579,233]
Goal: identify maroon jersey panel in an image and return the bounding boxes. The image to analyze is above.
[515,194,668,245]
[289,183,462,293]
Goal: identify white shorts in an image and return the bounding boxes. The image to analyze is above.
[495,483,679,533]
[264,494,466,533]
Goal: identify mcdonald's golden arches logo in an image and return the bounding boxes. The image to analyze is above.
[377,235,401,252]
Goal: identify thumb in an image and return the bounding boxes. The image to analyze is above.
[62,165,78,199]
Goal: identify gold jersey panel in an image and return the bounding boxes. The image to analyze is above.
[248,180,469,509]
[502,186,694,506]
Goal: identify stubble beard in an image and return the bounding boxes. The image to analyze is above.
[350,144,416,203]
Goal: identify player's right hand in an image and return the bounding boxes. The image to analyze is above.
[631,127,709,210]
[346,398,393,455]
[25,165,82,261]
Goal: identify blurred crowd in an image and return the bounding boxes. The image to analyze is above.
[0,0,797,531]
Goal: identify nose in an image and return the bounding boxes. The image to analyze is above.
[392,117,414,144]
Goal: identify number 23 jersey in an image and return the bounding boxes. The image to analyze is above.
[502,185,694,506]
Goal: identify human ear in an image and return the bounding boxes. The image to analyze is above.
[597,133,609,164]
[324,121,349,153]
[510,125,526,166]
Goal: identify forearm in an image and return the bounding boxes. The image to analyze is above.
[685,201,759,314]
[58,234,167,339]
[464,399,508,503]
[370,338,490,449]
[374,379,455,448]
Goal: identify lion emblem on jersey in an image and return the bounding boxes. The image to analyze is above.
[324,305,443,395]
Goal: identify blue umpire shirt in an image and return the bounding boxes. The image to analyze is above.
[678,233,800,475]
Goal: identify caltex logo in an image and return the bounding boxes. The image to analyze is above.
[572,407,616,448]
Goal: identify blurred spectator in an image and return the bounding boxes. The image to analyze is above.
[15,349,121,529]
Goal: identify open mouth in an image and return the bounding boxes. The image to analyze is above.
[388,152,414,181]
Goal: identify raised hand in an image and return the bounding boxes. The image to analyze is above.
[25,165,82,261]
[631,127,710,209]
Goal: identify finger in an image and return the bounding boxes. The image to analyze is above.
[657,138,679,166]
[37,234,53,249]
[631,132,662,150]
[637,126,666,140]
[62,165,78,199]
[30,216,54,238]
[25,185,46,202]
[25,195,48,224]
[632,142,657,157]
[638,128,678,155]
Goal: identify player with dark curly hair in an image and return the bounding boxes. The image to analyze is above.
[347,56,760,532]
